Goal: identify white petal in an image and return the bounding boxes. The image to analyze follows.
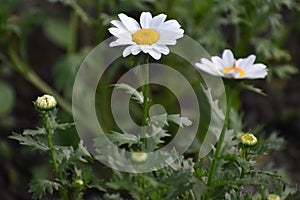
[140,45,153,53]
[157,29,183,42]
[108,28,131,39]
[236,55,256,69]
[109,38,135,47]
[222,49,235,67]
[111,20,127,31]
[160,20,181,30]
[157,40,177,45]
[148,49,162,60]
[244,70,268,79]
[150,14,167,28]
[211,56,225,69]
[152,44,169,55]
[131,46,142,55]
[123,46,133,57]
[195,63,220,76]
[246,63,267,72]
[118,13,140,32]
[140,12,152,28]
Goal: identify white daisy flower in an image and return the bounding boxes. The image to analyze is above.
[195,49,268,79]
[108,12,184,60]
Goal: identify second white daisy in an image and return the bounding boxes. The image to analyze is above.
[195,49,268,79]
[108,12,184,60]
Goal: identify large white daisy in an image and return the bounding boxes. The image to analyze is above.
[195,49,268,79]
[108,12,184,60]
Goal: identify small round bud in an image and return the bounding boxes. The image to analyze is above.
[35,94,57,111]
[241,133,258,146]
[75,179,84,186]
[267,194,281,200]
[132,152,147,162]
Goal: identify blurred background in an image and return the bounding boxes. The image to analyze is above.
[0,0,299,199]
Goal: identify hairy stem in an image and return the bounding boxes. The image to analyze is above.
[141,59,150,150]
[205,85,231,199]
[43,112,69,200]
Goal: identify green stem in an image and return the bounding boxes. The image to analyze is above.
[68,11,78,54]
[141,59,150,150]
[8,48,73,115]
[43,112,69,200]
[69,1,93,26]
[205,85,231,199]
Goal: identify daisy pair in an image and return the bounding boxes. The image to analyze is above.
[108,12,268,79]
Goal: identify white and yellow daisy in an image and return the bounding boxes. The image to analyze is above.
[108,12,184,60]
[195,49,268,79]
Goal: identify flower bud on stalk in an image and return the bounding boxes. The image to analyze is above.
[35,94,57,111]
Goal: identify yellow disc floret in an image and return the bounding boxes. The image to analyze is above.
[241,133,258,146]
[267,194,281,200]
[223,62,246,78]
[132,29,159,45]
[132,152,148,162]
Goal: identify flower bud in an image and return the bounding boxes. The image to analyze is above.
[241,133,258,146]
[75,179,84,186]
[132,152,147,162]
[35,94,57,111]
[267,194,281,200]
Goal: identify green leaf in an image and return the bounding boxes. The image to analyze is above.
[0,81,14,117]
[9,133,48,151]
[43,18,70,49]
[273,64,299,79]
[29,179,60,200]
[240,83,266,96]
[199,86,225,158]
[106,131,140,147]
[23,128,46,136]
[167,114,192,127]
[112,83,144,104]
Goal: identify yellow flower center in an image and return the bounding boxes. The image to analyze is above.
[132,29,159,45]
[223,62,246,77]
[241,133,258,146]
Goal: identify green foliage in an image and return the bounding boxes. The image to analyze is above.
[0,81,14,117]
[29,179,60,200]
[10,108,104,200]
[2,0,300,199]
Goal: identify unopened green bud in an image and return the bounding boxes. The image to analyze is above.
[132,152,147,162]
[267,194,281,200]
[75,179,84,186]
[35,94,57,111]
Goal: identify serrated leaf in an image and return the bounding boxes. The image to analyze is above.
[23,128,46,136]
[240,83,266,96]
[55,146,73,164]
[73,140,91,162]
[199,85,225,158]
[106,131,140,147]
[167,114,192,127]
[112,83,144,104]
[146,128,170,150]
[9,133,48,151]
[53,122,75,131]
[29,179,60,200]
